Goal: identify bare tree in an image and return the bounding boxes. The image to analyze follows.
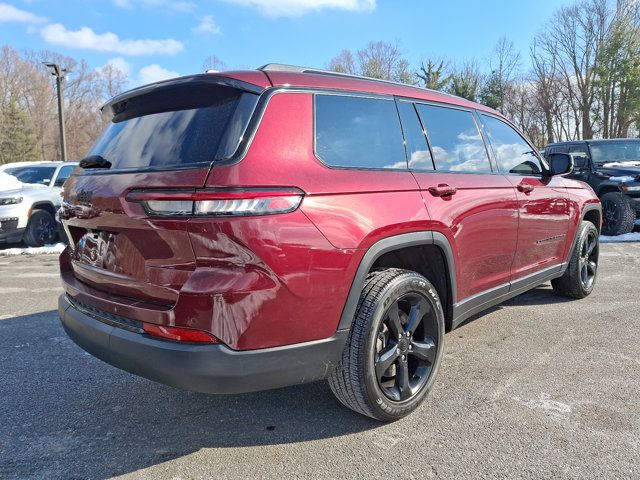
[537,0,611,139]
[480,36,521,112]
[327,49,357,75]
[594,0,640,138]
[202,55,227,72]
[97,63,128,99]
[327,41,414,84]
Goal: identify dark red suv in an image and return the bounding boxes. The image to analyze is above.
[58,64,601,421]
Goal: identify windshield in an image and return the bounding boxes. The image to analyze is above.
[590,141,640,164]
[5,166,56,185]
[89,83,258,170]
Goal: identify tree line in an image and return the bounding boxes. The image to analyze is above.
[328,0,640,147]
[0,0,638,166]
[0,45,127,165]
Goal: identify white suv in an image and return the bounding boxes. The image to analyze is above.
[0,161,77,246]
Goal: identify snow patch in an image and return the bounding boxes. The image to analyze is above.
[600,232,640,243]
[0,243,65,256]
[603,161,640,168]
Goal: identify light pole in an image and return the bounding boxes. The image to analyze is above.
[43,62,68,162]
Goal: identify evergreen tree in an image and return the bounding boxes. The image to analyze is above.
[416,59,451,91]
[0,100,40,165]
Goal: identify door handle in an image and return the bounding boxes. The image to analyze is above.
[428,184,457,197]
[517,182,535,193]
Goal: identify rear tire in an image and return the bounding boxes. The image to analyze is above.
[23,210,56,247]
[601,191,635,236]
[551,221,599,299]
[328,268,445,421]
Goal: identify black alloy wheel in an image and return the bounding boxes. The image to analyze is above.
[328,268,445,421]
[374,293,437,402]
[578,228,598,290]
[23,210,57,247]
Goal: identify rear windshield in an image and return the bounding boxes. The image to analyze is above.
[89,82,259,170]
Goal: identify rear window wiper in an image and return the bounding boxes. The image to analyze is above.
[79,155,112,169]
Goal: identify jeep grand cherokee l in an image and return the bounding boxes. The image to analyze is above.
[0,161,77,246]
[58,65,601,421]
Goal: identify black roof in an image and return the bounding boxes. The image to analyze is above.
[547,138,640,147]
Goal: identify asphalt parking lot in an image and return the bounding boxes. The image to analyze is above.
[0,243,639,479]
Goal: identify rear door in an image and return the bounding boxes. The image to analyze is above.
[60,77,260,311]
[479,113,569,280]
[403,100,519,302]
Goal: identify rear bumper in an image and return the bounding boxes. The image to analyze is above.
[58,294,347,394]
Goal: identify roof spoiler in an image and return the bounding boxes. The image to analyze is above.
[101,73,265,115]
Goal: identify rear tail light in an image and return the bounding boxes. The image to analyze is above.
[143,323,220,343]
[126,188,304,217]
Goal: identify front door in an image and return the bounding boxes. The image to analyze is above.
[480,114,570,280]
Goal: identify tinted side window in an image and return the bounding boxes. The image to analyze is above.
[482,115,543,175]
[396,101,434,170]
[56,165,75,183]
[415,104,492,173]
[315,95,406,169]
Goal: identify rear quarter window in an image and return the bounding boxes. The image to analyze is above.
[314,94,407,169]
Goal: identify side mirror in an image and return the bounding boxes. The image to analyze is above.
[546,153,573,176]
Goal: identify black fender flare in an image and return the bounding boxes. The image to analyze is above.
[595,181,624,197]
[337,231,456,331]
[30,202,57,216]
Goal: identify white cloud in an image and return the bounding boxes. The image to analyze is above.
[40,23,184,56]
[138,64,179,84]
[0,2,46,23]
[112,0,195,12]
[100,57,132,77]
[192,15,221,35]
[112,0,131,8]
[221,0,375,17]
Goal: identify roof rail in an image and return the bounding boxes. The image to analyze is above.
[257,63,447,96]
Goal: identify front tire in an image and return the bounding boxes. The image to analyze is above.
[23,210,57,247]
[601,191,635,236]
[328,268,445,421]
[551,221,599,299]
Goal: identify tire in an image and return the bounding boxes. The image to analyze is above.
[23,210,57,247]
[551,221,599,299]
[601,191,635,236]
[328,268,445,421]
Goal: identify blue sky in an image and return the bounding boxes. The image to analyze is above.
[1,0,568,87]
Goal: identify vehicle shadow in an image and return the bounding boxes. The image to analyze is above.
[501,285,576,306]
[0,311,381,480]
[455,285,575,330]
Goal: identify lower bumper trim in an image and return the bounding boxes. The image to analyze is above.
[0,227,24,243]
[58,294,348,394]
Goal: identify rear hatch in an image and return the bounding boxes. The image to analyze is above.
[60,75,262,313]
